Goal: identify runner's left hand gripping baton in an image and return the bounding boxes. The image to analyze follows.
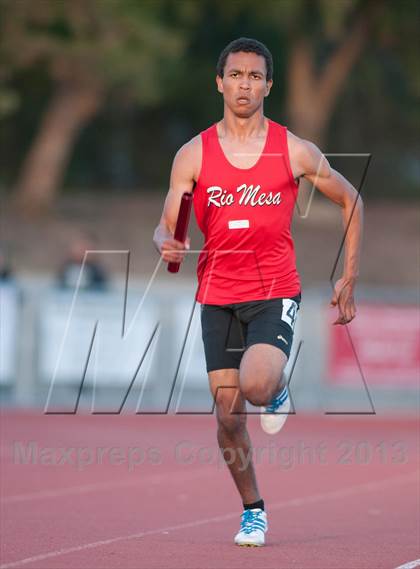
[167,192,193,273]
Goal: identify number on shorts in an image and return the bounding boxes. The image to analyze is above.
[282,299,298,329]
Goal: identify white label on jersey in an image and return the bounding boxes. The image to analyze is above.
[281,299,298,330]
[228,219,249,229]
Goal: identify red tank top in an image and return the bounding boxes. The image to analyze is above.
[193,118,301,304]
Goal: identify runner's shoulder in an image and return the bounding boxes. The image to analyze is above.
[174,135,202,163]
[287,130,315,158]
[286,130,329,177]
[173,135,202,180]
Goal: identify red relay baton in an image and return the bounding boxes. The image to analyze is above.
[167,192,193,273]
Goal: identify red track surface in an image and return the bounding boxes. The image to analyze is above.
[0,411,419,569]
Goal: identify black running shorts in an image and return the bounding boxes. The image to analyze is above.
[200,293,301,373]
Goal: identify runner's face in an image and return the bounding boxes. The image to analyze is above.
[216,52,272,117]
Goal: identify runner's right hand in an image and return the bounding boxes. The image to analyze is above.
[158,236,190,264]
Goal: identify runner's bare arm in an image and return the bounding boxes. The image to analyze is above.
[290,135,364,325]
[153,136,201,264]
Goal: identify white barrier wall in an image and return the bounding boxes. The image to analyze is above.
[38,290,160,385]
[0,284,19,385]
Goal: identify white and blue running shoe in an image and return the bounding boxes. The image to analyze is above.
[234,508,267,547]
[260,385,290,434]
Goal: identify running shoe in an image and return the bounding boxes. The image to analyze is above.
[260,385,290,434]
[234,508,267,547]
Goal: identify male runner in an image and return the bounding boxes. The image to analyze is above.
[153,37,363,547]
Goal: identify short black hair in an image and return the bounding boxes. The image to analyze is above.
[216,37,273,81]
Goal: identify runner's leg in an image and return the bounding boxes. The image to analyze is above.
[209,368,261,504]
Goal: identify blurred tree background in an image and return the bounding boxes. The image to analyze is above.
[0,0,419,212]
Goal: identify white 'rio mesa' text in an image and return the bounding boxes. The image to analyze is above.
[206,184,281,207]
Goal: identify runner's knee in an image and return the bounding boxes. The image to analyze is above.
[216,404,246,435]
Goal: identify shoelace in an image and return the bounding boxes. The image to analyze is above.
[240,510,265,534]
[265,387,288,414]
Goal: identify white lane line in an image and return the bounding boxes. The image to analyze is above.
[0,471,417,569]
[1,466,213,504]
[394,560,420,569]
